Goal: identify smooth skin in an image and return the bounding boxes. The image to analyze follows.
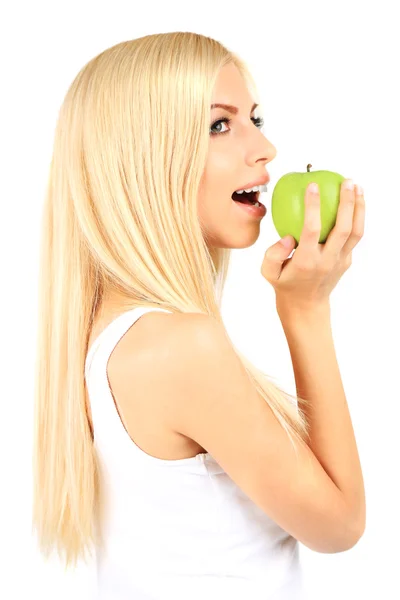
[145,180,365,554]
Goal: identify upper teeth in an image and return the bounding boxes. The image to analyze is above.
[235,183,268,194]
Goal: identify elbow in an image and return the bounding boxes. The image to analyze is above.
[308,522,365,554]
[338,515,366,553]
[338,497,366,552]
[349,519,366,549]
[320,516,366,554]
[348,503,366,549]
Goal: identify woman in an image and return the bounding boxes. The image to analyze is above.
[32,31,365,599]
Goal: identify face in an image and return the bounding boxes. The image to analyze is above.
[198,62,277,250]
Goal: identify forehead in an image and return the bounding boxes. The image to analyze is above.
[211,63,255,109]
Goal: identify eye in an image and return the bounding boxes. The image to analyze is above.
[210,116,265,136]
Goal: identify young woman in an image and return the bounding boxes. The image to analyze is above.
[32,31,365,600]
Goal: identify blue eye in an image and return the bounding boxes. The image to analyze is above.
[210,116,265,136]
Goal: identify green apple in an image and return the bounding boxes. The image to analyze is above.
[271,164,346,244]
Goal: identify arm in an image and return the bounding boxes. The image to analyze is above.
[277,301,366,538]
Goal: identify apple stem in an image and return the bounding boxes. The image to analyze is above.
[307,164,312,172]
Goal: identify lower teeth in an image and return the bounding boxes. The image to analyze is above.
[254,201,261,207]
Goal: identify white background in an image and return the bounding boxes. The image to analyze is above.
[1,0,399,598]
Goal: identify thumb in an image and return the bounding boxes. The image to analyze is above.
[261,236,297,283]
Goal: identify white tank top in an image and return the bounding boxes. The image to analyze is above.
[85,307,305,600]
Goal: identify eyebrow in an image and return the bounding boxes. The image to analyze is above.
[210,102,259,115]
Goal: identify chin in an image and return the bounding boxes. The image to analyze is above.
[207,228,261,250]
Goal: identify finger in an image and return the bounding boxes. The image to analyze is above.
[323,179,356,258]
[298,183,321,252]
[342,184,365,256]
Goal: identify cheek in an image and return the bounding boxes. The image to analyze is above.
[197,192,209,233]
[198,191,225,222]
[197,193,218,240]
[197,186,233,223]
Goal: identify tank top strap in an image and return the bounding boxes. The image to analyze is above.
[84,305,219,468]
[85,306,173,380]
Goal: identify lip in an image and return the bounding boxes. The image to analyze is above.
[234,173,270,192]
[233,197,267,219]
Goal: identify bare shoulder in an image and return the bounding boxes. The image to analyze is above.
[138,311,225,362]
[109,310,218,380]
[128,311,362,554]
[114,310,224,400]
[123,310,215,351]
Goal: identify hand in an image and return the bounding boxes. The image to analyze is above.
[261,179,365,312]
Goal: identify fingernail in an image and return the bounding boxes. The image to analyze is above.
[309,183,319,194]
[280,236,293,247]
[344,179,354,190]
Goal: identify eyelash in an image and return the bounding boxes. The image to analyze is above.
[210,116,265,136]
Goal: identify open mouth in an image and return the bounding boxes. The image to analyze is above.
[231,190,260,205]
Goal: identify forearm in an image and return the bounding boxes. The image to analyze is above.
[278,302,366,534]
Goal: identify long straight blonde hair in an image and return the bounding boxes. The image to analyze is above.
[32,31,310,571]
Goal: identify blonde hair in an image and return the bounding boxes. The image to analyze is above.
[32,31,310,571]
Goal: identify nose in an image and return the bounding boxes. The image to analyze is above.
[253,137,277,167]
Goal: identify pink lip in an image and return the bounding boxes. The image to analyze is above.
[235,174,270,192]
